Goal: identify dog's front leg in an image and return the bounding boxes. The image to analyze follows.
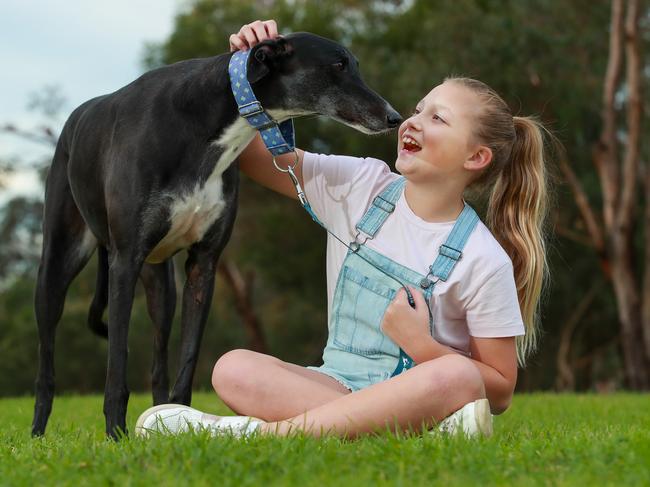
[140,260,176,405]
[104,249,144,439]
[169,245,222,405]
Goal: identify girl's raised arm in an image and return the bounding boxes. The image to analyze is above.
[229,20,306,199]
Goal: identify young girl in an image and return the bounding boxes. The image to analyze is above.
[136,20,549,439]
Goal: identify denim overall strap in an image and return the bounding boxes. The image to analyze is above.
[391,203,480,377]
[354,178,406,238]
[428,204,480,282]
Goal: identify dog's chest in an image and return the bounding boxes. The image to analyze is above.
[145,119,255,263]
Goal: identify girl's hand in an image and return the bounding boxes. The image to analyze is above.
[381,287,432,356]
[229,20,280,52]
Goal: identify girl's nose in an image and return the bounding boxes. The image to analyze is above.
[404,113,422,131]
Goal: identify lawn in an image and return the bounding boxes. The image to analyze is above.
[1,393,649,486]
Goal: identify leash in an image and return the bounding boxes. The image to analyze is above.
[228,48,420,372]
[228,49,417,302]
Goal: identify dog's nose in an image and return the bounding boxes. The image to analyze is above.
[387,110,403,128]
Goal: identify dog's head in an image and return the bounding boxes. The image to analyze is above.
[244,32,402,134]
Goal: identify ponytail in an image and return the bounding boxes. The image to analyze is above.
[486,116,550,365]
[445,77,552,366]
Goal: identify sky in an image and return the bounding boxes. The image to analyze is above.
[0,0,182,201]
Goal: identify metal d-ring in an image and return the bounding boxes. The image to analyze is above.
[349,230,370,253]
[419,269,440,290]
[272,150,299,173]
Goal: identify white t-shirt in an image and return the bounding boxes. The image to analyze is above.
[302,151,525,356]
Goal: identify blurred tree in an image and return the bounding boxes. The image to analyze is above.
[148,0,622,392]
[2,0,647,396]
[152,0,617,388]
[558,0,649,390]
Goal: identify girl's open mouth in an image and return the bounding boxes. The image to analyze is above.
[401,135,422,152]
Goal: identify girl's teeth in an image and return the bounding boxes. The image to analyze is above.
[402,136,420,148]
[402,136,421,151]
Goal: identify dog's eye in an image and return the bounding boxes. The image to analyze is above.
[333,61,346,71]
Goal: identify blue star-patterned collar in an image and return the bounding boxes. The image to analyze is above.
[228,49,295,156]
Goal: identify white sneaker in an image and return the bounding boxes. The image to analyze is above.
[135,404,263,438]
[436,398,493,437]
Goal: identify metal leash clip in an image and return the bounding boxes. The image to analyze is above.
[273,152,308,206]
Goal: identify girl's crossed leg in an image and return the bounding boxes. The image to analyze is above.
[211,350,486,438]
[211,349,352,421]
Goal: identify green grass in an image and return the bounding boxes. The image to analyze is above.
[1,393,649,486]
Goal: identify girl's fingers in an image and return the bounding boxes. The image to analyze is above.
[229,34,247,52]
[264,19,279,38]
[395,287,407,303]
[410,287,424,303]
[230,20,280,52]
[250,20,270,42]
[241,25,258,49]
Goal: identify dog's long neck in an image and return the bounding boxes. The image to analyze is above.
[171,54,236,125]
[211,107,306,176]
[176,55,312,176]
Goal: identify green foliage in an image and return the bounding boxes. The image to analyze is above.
[0,0,635,395]
[0,196,43,284]
[1,394,649,485]
[150,0,620,390]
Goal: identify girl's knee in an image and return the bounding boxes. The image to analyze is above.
[211,349,279,396]
[211,349,255,392]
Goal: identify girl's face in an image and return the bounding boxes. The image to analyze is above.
[396,82,484,183]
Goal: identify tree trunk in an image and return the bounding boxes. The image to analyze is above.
[610,242,650,388]
[555,282,599,391]
[641,161,650,361]
[562,0,648,389]
[217,260,268,353]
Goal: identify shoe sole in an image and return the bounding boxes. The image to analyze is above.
[473,398,493,437]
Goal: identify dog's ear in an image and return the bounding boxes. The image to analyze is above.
[247,36,293,84]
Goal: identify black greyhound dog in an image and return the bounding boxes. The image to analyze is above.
[32,32,402,439]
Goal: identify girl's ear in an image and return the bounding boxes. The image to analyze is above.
[465,145,492,172]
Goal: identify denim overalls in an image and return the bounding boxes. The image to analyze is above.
[308,177,480,392]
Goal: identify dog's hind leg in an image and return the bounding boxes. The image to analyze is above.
[87,245,109,338]
[32,147,97,437]
[140,260,176,405]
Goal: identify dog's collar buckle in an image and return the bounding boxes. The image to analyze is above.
[228,49,296,157]
[238,101,265,118]
[257,120,279,132]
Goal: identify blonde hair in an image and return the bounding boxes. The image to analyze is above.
[446,77,552,366]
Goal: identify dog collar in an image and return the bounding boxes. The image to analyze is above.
[228,49,295,156]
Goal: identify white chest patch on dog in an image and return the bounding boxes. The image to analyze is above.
[146,109,305,264]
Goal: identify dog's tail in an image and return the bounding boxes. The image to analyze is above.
[88,246,109,338]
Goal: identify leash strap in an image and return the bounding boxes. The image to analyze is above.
[228,49,295,156]
[286,165,323,225]
[228,48,479,377]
